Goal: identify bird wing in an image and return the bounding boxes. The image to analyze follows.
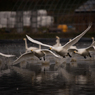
[41,49,61,58]
[63,23,92,49]
[26,35,52,48]
[68,48,78,52]
[53,43,61,47]
[91,41,95,47]
[86,39,95,51]
[68,46,78,52]
[86,46,95,51]
[28,47,38,50]
[0,53,15,57]
[13,52,34,65]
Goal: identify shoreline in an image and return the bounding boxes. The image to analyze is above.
[0,37,92,44]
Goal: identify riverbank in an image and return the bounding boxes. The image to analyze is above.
[0,31,94,40]
[0,37,93,45]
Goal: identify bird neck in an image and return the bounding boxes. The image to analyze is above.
[24,38,28,49]
[56,38,60,46]
[74,51,79,54]
[39,44,41,49]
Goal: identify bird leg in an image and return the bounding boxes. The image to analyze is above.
[39,58,42,60]
[44,68,45,72]
[89,53,92,57]
[83,56,86,59]
[63,56,65,58]
[43,56,45,61]
[67,53,72,57]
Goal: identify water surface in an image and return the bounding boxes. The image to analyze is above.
[0,39,95,95]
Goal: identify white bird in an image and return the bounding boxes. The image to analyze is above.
[0,52,15,57]
[54,36,77,57]
[74,45,95,59]
[23,38,38,53]
[13,45,60,65]
[91,37,95,46]
[73,37,95,58]
[26,23,92,58]
[67,39,77,55]
[53,36,61,47]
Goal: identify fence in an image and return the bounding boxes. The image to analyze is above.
[0,0,94,33]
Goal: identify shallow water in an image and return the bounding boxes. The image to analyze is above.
[0,39,95,95]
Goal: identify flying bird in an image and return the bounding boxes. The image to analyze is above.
[0,52,15,57]
[74,37,95,58]
[23,38,38,53]
[91,37,95,46]
[53,36,61,47]
[54,36,77,57]
[26,23,92,58]
[13,45,60,65]
[74,45,95,59]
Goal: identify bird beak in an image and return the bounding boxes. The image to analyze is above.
[23,38,25,40]
[56,36,59,39]
[49,47,52,50]
[69,39,71,42]
[91,37,94,39]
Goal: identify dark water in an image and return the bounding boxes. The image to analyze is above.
[0,39,95,95]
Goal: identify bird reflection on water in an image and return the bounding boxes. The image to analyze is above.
[0,59,95,95]
[0,41,95,95]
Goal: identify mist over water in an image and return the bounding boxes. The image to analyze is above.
[0,39,95,95]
